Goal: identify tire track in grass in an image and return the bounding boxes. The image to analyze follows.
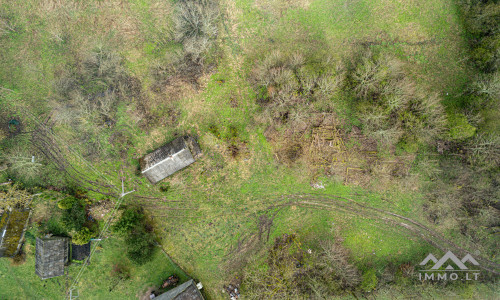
[283,194,500,275]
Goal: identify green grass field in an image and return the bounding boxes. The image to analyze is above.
[0,0,497,299]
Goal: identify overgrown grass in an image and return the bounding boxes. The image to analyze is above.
[0,0,496,299]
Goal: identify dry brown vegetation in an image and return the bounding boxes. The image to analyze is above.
[242,234,361,299]
[253,48,419,188]
[173,0,220,61]
[0,184,32,212]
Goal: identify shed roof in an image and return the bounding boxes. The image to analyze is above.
[156,279,204,300]
[140,136,201,184]
[0,209,31,257]
[35,237,69,280]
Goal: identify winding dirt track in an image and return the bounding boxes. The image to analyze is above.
[284,193,500,276]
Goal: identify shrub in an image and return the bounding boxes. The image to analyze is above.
[61,201,86,232]
[252,50,340,122]
[46,218,68,236]
[72,227,94,245]
[58,196,76,210]
[447,112,476,140]
[125,225,156,265]
[360,269,378,292]
[112,207,145,235]
[113,206,156,265]
[174,0,219,60]
[349,49,446,147]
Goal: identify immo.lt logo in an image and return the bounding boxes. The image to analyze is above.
[418,251,480,281]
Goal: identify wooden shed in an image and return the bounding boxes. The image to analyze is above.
[35,236,70,280]
[0,209,31,257]
[140,136,201,184]
[155,279,204,300]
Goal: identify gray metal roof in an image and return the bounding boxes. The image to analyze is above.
[35,237,69,280]
[140,136,201,184]
[155,279,204,300]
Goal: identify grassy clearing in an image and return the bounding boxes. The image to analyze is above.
[0,0,495,299]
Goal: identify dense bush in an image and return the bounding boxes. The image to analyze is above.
[45,218,68,236]
[58,196,76,210]
[61,200,86,232]
[346,49,446,148]
[459,0,500,73]
[112,206,145,235]
[113,206,157,265]
[72,227,94,245]
[125,225,156,265]
[447,112,477,140]
[254,51,339,108]
[360,269,378,292]
[251,50,341,132]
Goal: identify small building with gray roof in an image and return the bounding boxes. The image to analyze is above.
[155,279,204,300]
[35,236,70,280]
[140,136,201,184]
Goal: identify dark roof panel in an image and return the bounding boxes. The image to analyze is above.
[156,280,204,300]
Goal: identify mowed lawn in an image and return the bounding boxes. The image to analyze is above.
[0,0,473,299]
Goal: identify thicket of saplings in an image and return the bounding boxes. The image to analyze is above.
[251,46,447,163]
[242,234,386,299]
[422,0,500,260]
[112,206,156,265]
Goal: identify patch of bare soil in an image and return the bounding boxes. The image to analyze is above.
[89,199,115,221]
[138,286,156,300]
